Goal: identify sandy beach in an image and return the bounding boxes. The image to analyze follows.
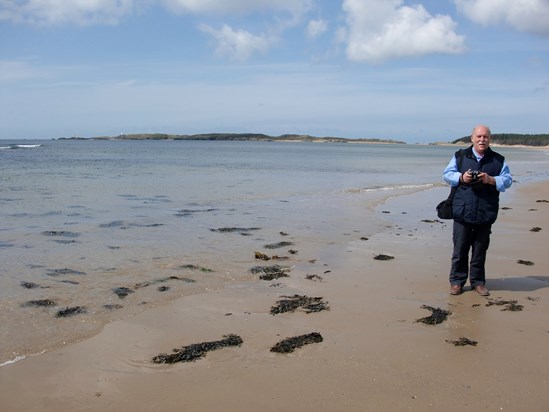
[1,180,548,412]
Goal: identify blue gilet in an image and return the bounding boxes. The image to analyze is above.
[452,146,505,225]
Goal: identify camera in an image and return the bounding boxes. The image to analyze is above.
[470,170,481,182]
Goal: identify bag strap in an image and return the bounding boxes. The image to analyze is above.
[447,149,465,201]
[455,148,465,172]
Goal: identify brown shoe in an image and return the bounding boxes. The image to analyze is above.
[450,284,462,295]
[474,285,490,296]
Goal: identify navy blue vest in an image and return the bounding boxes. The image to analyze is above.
[452,146,505,224]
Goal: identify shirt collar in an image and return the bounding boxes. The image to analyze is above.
[472,147,484,161]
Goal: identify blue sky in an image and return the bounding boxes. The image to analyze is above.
[1,0,548,143]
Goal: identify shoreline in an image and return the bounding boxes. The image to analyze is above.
[1,181,433,367]
[1,179,548,411]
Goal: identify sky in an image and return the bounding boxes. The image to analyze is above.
[1,0,548,143]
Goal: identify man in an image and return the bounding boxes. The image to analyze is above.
[443,125,513,296]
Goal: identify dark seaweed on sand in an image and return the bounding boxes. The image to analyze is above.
[21,299,57,307]
[178,264,213,272]
[374,254,394,261]
[42,230,80,238]
[270,294,330,315]
[104,304,123,310]
[113,287,134,298]
[264,241,294,249]
[152,334,243,364]
[446,337,478,347]
[254,251,289,261]
[56,306,87,318]
[250,265,290,281]
[270,332,324,353]
[99,220,126,228]
[486,298,524,312]
[517,259,534,266]
[20,281,46,289]
[210,227,260,234]
[255,251,271,260]
[175,208,218,217]
[46,268,86,276]
[134,276,195,289]
[416,305,451,325]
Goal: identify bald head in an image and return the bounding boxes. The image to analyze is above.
[471,125,491,155]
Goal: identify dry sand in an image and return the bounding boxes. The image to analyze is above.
[1,180,548,412]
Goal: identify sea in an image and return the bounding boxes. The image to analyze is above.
[1,139,548,365]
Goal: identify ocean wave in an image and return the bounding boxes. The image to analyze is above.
[0,144,42,150]
[346,183,439,193]
[0,349,47,367]
[0,355,26,367]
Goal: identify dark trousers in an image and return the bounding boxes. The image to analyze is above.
[450,221,492,287]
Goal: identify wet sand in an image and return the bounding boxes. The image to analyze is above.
[1,180,548,411]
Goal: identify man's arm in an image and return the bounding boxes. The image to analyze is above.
[443,156,460,187]
[493,162,512,192]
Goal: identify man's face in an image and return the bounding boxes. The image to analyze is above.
[471,127,490,155]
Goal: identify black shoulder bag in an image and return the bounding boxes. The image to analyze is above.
[436,187,457,219]
[437,149,464,220]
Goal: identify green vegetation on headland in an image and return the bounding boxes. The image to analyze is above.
[57,133,406,144]
[452,134,549,147]
[56,132,548,146]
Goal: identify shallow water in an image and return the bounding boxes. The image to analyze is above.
[1,139,547,365]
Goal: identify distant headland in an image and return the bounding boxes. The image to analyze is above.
[56,132,548,146]
[56,133,406,144]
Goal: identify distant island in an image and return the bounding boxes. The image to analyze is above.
[57,133,406,144]
[56,132,548,146]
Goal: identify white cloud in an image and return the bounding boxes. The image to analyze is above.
[454,0,549,35]
[160,0,313,15]
[0,0,134,25]
[307,19,327,39]
[0,0,313,61]
[342,0,466,63]
[0,0,314,25]
[200,24,273,61]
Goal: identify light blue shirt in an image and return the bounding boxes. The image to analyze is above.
[443,147,512,192]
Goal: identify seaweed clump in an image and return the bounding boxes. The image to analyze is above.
[445,337,478,347]
[255,251,289,261]
[56,306,87,317]
[113,287,134,298]
[486,298,524,312]
[210,227,260,235]
[104,304,123,310]
[264,241,294,249]
[20,281,46,289]
[178,264,213,272]
[21,299,57,307]
[270,295,330,315]
[250,265,290,281]
[42,230,80,238]
[271,332,324,353]
[152,334,243,364]
[47,268,86,276]
[416,305,451,325]
[374,254,394,261]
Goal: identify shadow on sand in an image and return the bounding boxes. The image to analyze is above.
[488,276,549,292]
